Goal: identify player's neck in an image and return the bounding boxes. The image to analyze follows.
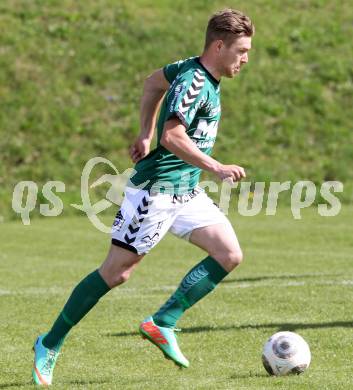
[198,54,221,82]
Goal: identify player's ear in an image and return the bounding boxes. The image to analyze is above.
[215,40,224,53]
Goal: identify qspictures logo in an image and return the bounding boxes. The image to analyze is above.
[11,157,344,233]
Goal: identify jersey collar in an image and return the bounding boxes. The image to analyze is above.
[195,57,220,86]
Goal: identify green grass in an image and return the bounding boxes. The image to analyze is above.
[1,206,352,389]
[1,0,353,220]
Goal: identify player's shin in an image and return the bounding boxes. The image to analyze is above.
[42,269,110,349]
[153,256,228,328]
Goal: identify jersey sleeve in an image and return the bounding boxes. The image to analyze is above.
[163,59,186,84]
[164,69,206,128]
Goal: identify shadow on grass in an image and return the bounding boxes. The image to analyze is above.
[66,378,151,387]
[0,382,33,388]
[222,273,343,284]
[66,379,111,386]
[107,320,353,338]
[0,379,114,388]
[229,372,269,379]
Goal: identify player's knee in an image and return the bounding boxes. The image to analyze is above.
[107,269,132,288]
[117,270,131,285]
[213,248,243,272]
[226,248,243,269]
[99,246,143,288]
[100,263,136,288]
[231,248,243,267]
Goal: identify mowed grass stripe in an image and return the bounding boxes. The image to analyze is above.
[0,278,353,297]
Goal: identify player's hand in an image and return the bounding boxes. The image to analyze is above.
[215,164,246,183]
[129,136,151,163]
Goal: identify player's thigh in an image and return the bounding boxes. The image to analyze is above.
[189,222,243,272]
[99,244,144,288]
[170,190,242,272]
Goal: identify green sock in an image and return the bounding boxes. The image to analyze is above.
[42,269,110,349]
[153,256,228,328]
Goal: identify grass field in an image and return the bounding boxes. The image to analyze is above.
[0,206,352,389]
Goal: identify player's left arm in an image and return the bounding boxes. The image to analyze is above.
[130,69,170,163]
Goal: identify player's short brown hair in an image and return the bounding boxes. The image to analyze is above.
[205,9,254,49]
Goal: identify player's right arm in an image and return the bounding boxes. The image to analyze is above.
[130,69,170,163]
[130,59,191,163]
[161,117,246,182]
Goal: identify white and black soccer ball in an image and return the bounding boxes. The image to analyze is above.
[262,331,311,376]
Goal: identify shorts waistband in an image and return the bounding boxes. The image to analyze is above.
[149,186,204,203]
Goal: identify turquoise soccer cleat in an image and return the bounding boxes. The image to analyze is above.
[139,316,189,368]
[32,334,61,386]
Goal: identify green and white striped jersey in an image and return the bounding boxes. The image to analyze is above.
[130,56,221,194]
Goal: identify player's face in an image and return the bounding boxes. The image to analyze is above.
[218,36,252,78]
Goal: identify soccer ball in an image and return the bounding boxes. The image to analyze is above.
[262,331,311,376]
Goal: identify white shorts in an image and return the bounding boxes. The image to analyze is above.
[111,185,234,255]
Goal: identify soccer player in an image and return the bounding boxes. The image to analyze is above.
[32,8,254,385]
